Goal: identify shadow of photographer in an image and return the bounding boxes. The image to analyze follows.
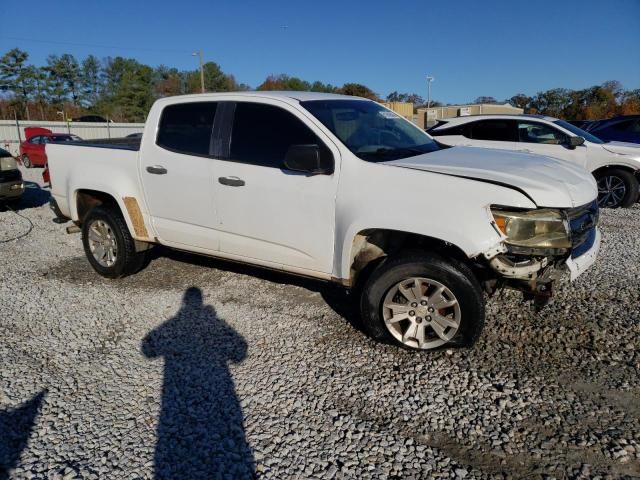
[142,287,254,479]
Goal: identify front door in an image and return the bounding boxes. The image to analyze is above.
[213,100,339,274]
[516,120,583,167]
[139,101,220,251]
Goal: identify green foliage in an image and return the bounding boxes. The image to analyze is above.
[1,47,638,122]
[338,83,378,100]
[386,91,425,105]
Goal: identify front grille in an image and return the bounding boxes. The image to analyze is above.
[567,200,599,259]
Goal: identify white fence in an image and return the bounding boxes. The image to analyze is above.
[0,120,145,155]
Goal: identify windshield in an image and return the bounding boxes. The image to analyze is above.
[301,99,440,162]
[553,120,604,144]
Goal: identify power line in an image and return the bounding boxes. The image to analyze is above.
[0,36,191,55]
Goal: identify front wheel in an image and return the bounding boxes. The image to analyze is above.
[360,252,485,351]
[595,169,639,208]
[82,206,148,278]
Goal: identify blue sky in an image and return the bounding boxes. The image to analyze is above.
[1,0,639,103]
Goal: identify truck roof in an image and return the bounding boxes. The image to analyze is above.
[157,91,369,103]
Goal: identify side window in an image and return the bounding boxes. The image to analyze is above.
[613,119,640,133]
[157,102,217,156]
[429,123,471,138]
[29,136,41,144]
[517,121,567,144]
[230,102,331,169]
[41,136,50,144]
[469,120,517,141]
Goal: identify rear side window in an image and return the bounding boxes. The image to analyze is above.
[429,123,471,138]
[157,102,217,156]
[469,120,517,141]
[230,102,331,168]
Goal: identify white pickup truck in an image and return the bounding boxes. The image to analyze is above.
[48,92,601,351]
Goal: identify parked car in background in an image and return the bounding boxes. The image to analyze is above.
[72,115,111,123]
[19,128,82,168]
[586,115,640,144]
[47,92,600,351]
[428,114,640,208]
[0,148,24,205]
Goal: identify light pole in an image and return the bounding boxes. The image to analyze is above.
[426,76,434,108]
[192,50,205,93]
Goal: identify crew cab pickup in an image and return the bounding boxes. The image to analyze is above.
[47,92,601,351]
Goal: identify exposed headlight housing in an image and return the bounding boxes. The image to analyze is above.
[0,156,18,171]
[491,208,571,249]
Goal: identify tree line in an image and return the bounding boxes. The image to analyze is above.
[1,47,638,123]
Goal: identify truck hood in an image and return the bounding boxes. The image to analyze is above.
[602,141,640,158]
[383,146,597,208]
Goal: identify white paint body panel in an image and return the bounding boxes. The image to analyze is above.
[432,114,640,174]
[47,93,599,283]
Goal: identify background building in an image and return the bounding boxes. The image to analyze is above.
[416,103,524,128]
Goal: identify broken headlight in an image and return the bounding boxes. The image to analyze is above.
[491,208,571,249]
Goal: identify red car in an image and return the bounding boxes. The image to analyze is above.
[19,128,81,168]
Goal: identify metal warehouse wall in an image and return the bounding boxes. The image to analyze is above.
[0,120,145,155]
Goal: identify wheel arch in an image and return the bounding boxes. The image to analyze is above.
[343,228,472,290]
[73,189,153,243]
[592,164,638,177]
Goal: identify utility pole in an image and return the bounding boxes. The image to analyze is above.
[193,50,205,93]
[426,76,434,108]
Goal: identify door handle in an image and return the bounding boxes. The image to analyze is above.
[146,165,167,175]
[218,176,245,187]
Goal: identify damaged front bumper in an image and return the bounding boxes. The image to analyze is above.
[482,226,600,305]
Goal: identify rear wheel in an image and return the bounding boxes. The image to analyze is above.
[82,205,148,278]
[595,169,639,208]
[22,155,32,168]
[360,252,485,351]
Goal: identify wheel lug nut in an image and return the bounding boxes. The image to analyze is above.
[428,307,434,312]
[426,315,432,321]
[411,302,418,308]
[416,317,422,323]
[420,300,427,306]
[409,311,415,317]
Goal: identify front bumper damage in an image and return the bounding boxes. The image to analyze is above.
[481,201,600,308]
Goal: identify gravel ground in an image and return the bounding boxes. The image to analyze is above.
[1,167,639,480]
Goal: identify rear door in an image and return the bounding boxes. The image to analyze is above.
[37,136,50,166]
[466,119,519,151]
[139,101,221,251]
[22,136,43,163]
[212,100,339,274]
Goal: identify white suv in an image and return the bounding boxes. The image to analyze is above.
[428,114,640,208]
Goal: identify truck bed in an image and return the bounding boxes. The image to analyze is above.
[71,137,141,151]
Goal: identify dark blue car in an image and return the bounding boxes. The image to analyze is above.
[587,115,640,144]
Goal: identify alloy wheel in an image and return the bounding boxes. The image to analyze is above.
[597,175,626,208]
[382,277,461,350]
[87,219,118,267]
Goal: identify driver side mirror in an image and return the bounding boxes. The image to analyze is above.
[284,144,333,175]
[566,136,585,149]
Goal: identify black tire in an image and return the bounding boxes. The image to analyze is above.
[82,205,148,278]
[360,252,485,351]
[22,154,32,168]
[595,169,639,208]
